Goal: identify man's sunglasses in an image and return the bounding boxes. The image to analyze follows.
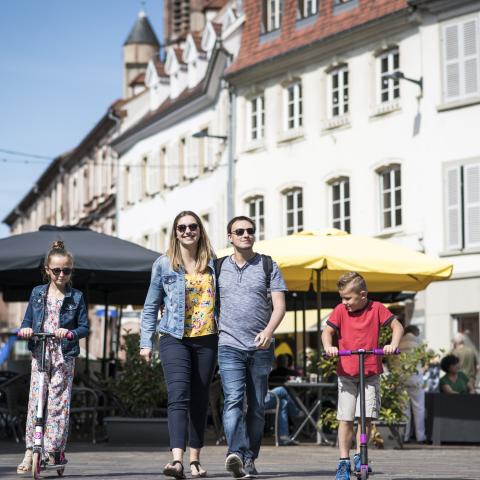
[232,228,255,236]
[176,223,198,233]
[48,267,73,276]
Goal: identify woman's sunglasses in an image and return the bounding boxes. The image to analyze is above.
[176,223,198,233]
[48,267,73,276]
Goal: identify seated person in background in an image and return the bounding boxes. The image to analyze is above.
[440,354,475,394]
[264,386,304,446]
[265,355,304,445]
[269,354,298,384]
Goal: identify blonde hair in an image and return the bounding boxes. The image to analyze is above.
[337,272,367,293]
[166,211,214,273]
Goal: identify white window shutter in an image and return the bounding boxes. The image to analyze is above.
[443,24,460,101]
[204,137,213,171]
[446,166,462,250]
[164,145,172,187]
[464,163,480,248]
[463,19,479,96]
[186,136,199,178]
[170,142,180,186]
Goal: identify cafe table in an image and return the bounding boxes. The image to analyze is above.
[284,379,337,445]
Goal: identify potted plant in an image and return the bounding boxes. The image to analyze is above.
[103,331,169,445]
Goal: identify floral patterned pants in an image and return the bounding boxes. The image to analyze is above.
[25,342,75,453]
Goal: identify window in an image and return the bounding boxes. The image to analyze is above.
[161,226,169,253]
[442,17,479,103]
[330,178,351,233]
[379,48,400,103]
[333,0,358,14]
[249,95,265,141]
[379,166,402,230]
[297,0,318,19]
[247,196,265,240]
[201,213,210,236]
[329,67,349,117]
[453,313,480,350]
[284,188,303,234]
[140,155,148,198]
[164,143,180,188]
[285,81,303,130]
[445,163,480,250]
[262,0,282,33]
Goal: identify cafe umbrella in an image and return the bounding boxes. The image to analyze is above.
[0,225,160,373]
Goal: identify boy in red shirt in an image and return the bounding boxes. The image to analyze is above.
[322,272,403,480]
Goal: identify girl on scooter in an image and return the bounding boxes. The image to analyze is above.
[16,240,89,474]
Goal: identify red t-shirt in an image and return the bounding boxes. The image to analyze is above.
[327,300,395,377]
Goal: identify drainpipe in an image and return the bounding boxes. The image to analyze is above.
[227,84,237,226]
[107,108,121,237]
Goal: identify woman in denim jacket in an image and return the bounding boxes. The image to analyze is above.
[140,211,217,479]
[16,240,89,474]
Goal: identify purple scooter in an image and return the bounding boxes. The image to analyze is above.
[331,348,400,480]
[18,331,74,479]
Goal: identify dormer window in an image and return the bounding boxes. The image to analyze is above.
[262,0,283,33]
[297,0,318,19]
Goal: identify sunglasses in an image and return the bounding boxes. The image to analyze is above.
[232,228,255,236]
[48,267,73,276]
[176,223,198,233]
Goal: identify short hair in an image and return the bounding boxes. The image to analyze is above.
[227,216,255,234]
[440,354,459,373]
[405,325,420,336]
[336,272,367,293]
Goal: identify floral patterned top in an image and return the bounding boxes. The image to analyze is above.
[183,272,216,337]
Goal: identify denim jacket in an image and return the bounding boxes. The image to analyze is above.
[140,255,217,349]
[20,284,90,358]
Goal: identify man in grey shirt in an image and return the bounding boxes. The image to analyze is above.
[218,216,287,478]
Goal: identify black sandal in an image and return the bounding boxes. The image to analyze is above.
[190,460,207,478]
[163,460,186,479]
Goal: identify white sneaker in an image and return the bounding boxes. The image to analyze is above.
[225,453,246,478]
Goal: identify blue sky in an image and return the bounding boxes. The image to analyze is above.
[0,0,163,238]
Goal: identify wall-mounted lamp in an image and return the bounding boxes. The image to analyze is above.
[384,71,423,95]
[192,131,227,140]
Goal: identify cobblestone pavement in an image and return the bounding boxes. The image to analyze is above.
[1,442,479,480]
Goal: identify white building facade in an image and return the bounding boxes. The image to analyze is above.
[112,3,245,251]
[226,0,480,351]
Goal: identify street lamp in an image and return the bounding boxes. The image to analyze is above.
[384,71,423,95]
[192,129,234,226]
[192,131,227,140]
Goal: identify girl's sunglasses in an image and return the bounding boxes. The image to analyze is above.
[48,267,73,276]
[176,223,198,233]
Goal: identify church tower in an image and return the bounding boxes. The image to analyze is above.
[123,10,160,98]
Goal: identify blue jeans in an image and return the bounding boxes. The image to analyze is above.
[264,386,300,438]
[218,344,274,460]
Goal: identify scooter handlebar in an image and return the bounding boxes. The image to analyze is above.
[17,331,74,340]
[323,348,400,357]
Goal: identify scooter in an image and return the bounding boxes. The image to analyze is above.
[329,348,400,480]
[18,331,73,479]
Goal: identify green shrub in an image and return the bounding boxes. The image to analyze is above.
[107,331,167,418]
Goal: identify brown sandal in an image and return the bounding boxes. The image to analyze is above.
[16,450,32,474]
[163,460,186,479]
[190,461,207,478]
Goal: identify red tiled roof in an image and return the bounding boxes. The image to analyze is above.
[204,0,228,9]
[228,0,408,76]
[129,72,145,87]
[174,47,187,65]
[191,32,206,52]
[212,22,223,36]
[153,58,168,77]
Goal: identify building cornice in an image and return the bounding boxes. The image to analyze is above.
[226,9,415,86]
[111,45,230,156]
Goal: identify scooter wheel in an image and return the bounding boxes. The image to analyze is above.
[57,468,65,476]
[31,452,41,479]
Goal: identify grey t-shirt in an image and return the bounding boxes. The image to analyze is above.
[218,254,288,351]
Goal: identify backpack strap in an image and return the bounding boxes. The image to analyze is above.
[213,256,228,280]
[261,254,273,290]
